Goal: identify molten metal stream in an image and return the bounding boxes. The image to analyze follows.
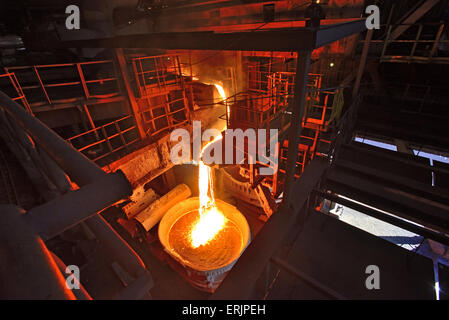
[214,83,230,121]
[190,161,226,248]
[190,84,228,248]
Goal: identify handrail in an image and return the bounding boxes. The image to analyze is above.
[4,60,121,105]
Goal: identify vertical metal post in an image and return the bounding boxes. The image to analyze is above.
[77,63,90,99]
[381,25,392,58]
[83,104,101,143]
[353,29,373,99]
[429,23,445,60]
[410,24,423,59]
[34,66,52,105]
[115,49,146,140]
[282,50,311,207]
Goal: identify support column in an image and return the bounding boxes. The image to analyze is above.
[282,50,312,207]
[114,48,146,140]
[353,28,373,99]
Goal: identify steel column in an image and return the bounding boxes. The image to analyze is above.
[282,50,312,206]
[353,29,373,98]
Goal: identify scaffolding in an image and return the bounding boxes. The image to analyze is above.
[0,53,193,165]
[227,58,338,201]
[130,54,190,138]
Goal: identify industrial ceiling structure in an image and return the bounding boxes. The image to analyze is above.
[0,0,449,301]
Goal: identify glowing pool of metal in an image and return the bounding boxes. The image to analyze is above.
[159,197,250,272]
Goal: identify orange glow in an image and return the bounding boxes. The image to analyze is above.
[214,83,230,121]
[190,142,226,248]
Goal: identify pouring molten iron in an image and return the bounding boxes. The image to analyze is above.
[159,116,250,276]
[163,144,245,271]
[190,161,226,248]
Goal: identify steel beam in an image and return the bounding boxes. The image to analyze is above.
[314,190,449,246]
[0,205,76,300]
[52,20,366,52]
[390,0,440,41]
[353,29,373,98]
[28,172,131,241]
[315,19,367,48]
[282,50,312,206]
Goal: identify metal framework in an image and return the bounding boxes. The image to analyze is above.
[67,115,140,165]
[227,62,336,198]
[0,90,153,299]
[131,54,191,138]
[362,22,449,64]
[4,60,121,107]
[0,53,193,166]
[58,20,366,52]
[0,72,32,113]
[27,19,366,299]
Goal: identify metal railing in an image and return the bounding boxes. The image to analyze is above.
[131,54,184,98]
[225,91,275,129]
[67,115,140,164]
[0,72,32,113]
[4,60,121,106]
[304,89,337,126]
[140,96,190,136]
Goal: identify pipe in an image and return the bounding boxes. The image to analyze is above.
[0,90,148,280]
[0,205,76,300]
[0,90,106,186]
[28,171,132,241]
